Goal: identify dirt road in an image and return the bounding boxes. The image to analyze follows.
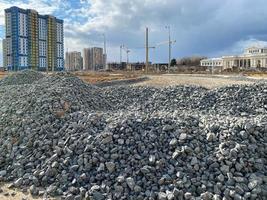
[135,74,263,88]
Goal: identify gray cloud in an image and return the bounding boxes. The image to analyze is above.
[1,0,267,65]
[65,0,267,62]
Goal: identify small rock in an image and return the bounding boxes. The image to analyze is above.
[140,165,151,174]
[92,191,105,200]
[97,163,105,171]
[248,180,258,190]
[191,157,198,165]
[105,162,116,172]
[29,185,38,196]
[74,194,82,200]
[169,138,178,146]
[134,185,142,193]
[11,192,16,196]
[163,125,174,131]
[149,155,156,164]
[14,178,23,187]
[116,175,125,183]
[46,185,57,195]
[207,132,216,141]
[217,174,225,182]
[0,170,7,177]
[126,177,135,190]
[118,139,124,144]
[220,165,230,174]
[201,191,213,200]
[179,133,187,141]
[158,192,167,200]
[101,135,113,144]
[65,194,74,200]
[184,192,192,199]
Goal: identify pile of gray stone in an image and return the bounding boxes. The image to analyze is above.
[0,70,45,86]
[0,70,266,200]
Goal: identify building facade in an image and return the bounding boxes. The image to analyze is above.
[201,47,267,71]
[91,47,104,71]
[83,47,104,71]
[4,6,64,71]
[65,51,83,71]
[2,39,7,69]
[83,48,92,70]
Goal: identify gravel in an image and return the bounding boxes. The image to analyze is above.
[0,70,266,200]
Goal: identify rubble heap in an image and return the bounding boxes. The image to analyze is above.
[0,70,266,200]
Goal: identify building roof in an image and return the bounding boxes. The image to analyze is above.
[5,6,63,23]
[201,57,223,62]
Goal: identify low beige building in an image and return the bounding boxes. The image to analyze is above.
[201,46,267,71]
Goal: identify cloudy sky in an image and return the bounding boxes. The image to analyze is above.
[1,0,267,65]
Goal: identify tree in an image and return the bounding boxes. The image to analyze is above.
[177,56,207,66]
[170,58,177,66]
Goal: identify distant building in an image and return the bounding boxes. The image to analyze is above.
[201,46,267,71]
[153,63,168,71]
[83,47,104,71]
[108,62,127,70]
[127,62,147,71]
[83,48,92,70]
[4,6,64,71]
[2,39,7,70]
[91,47,104,71]
[65,51,83,71]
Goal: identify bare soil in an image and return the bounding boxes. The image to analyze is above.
[0,183,58,200]
[135,74,259,88]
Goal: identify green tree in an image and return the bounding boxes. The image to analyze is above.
[170,58,177,66]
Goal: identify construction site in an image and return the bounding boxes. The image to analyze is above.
[1,2,267,200]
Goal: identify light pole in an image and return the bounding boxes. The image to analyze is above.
[165,25,171,73]
[121,45,130,64]
[120,45,123,64]
[126,49,130,64]
[100,33,107,69]
[146,27,149,73]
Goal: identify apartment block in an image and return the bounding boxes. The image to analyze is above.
[83,47,104,71]
[4,6,64,71]
[65,51,83,71]
[2,39,7,69]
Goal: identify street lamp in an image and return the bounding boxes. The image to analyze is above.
[165,25,171,73]
[99,33,107,69]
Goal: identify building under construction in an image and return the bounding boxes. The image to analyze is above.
[3,6,64,71]
[65,51,83,71]
[83,47,105,71]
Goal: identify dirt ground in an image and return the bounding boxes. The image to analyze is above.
[0,71,138,84]
[72,71,139,84]
[134,74,262,88]
[1,71,266,88]
[0,183,58,200]
[0,72,6,79]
